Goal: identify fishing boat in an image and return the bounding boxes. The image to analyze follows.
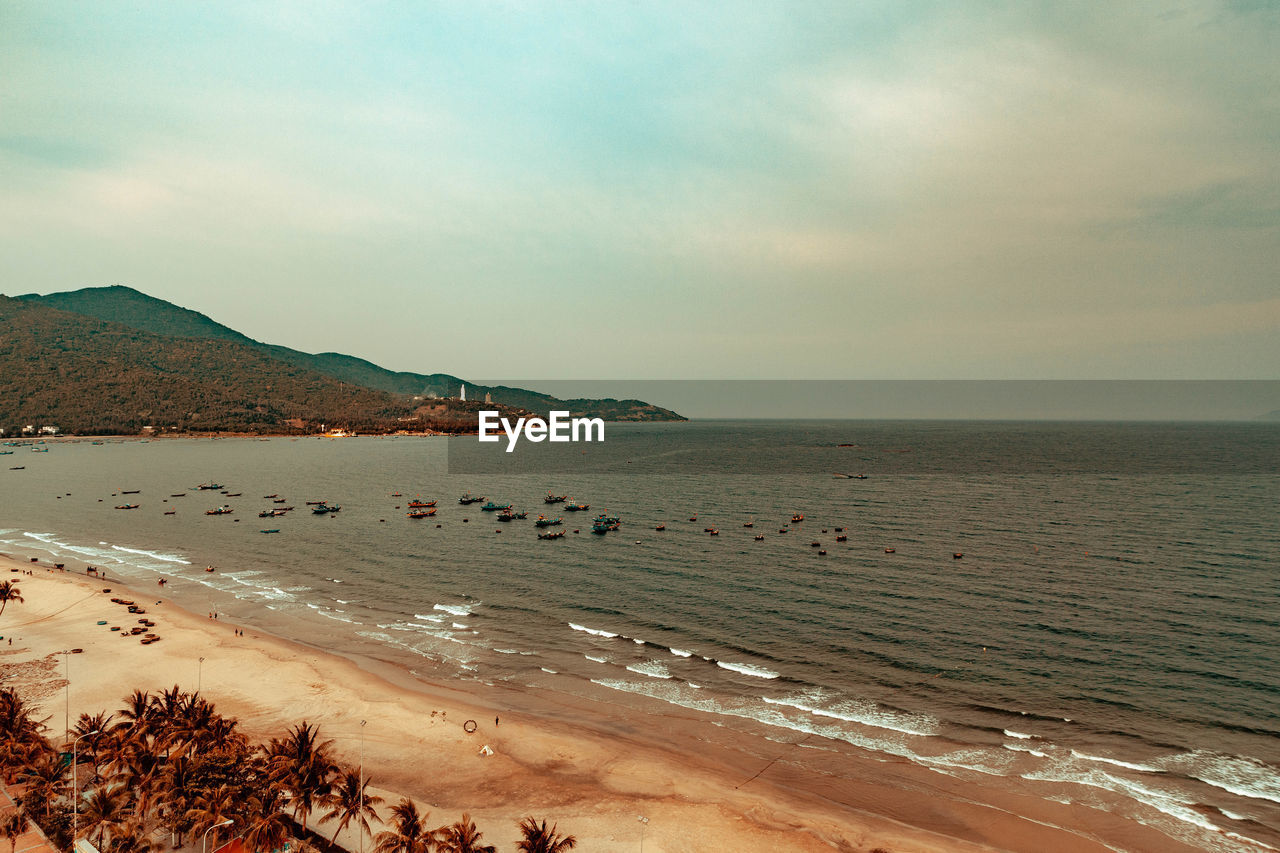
[593,514,620,526]
[753,534,765,540]
[164,510,176,516]
[791,513,804,523]
[32,446,48,452]
[205,506,232,515]
[196,483,224,491]
[305,500,328,506]
[120,489,141,495]
[407,499,437,508]
[654,524,666,531]
[0,451,11,455]
[258,509,286,518]
[115,504,139,510]
[591,522,615,534]
[313,504,341,514]
[544,493,567,503]
[480,501,511,512]
[263,494,279,499]
[564,502,590,512]
[534,515,563,527]
[170,493,186,497]
[458,493,485,505]
[260,529,280,534]
[273,498,287,503]
[407,509,437,518]
[496,510,528,521]
[538,530,566,540]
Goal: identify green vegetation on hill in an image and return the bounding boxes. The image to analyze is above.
[0,297,419,434]
[15,285,685,423]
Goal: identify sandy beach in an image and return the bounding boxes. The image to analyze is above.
[0,556,1209,853]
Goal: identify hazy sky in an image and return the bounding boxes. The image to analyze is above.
[2,1,1277,381]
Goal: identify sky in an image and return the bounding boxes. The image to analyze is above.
[2,1,1278,382]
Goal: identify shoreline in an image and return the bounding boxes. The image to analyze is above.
[0,555,1211,853]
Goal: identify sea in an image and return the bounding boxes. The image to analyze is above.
[1,421,1277,851]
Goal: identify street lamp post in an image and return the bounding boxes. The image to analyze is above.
[202,819,233,853]
[71,729,101,846]
[359,720,367,853]
[638,815,649,852]
[59,650,72,738]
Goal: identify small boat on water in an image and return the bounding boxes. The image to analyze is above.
[496,510,528,521]
[273,498,287,503]
[564,502,590,512]
[544,493,567,504]
[538,530,566,540]
[313,505,341,514]
[480,501,512,512]
[196,483,224,491]
[120,489,141,495]
[261,529,280,534]
[170,493,186,498]
[32,447,48,452]
[115,504,139,510]
[305,500,328,506]
[407,509,437,518]
[205,506,233,515]
[224,492,242,497]
[791,514,804,523]
[534,515,563,527]
[264,494,279,499]
[258,509,286,518]
[0,451,11,455]
[754,534,765,540]
[593,514,620,526]
[743,521,754,528]
[654,524,666,531]
[459,493,485,505]
[836,535,848,542]
[164,510,176,516]
[407,499,437,508]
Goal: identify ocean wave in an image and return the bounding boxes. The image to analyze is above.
[110,544,191,565]
[763,695,938,737]
[669,648,693,657]
[584,654,608,663]
[1003,743,1048,758]
[540,667,558,674]
[716,660,779,679]
[626,660,673,680]
[569,622,619,639]
[1070,750,1161,773]
[1004,729,1034,739]
[1159,750,1280,805]
[432,603,474,617]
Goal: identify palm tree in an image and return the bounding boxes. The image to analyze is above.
[107,816,154,853]
[153,755,199,847]
[1,809,27,853]
[73,712,114,785]
[372,798,438,853]
[241,786,291,853]
[320,768,383,846]
[515,817,576,853]
[437,815,494,853]
[80,785,131,851]
[185,783,237,841]
[16,751,68,823]
[267,722,335,835]
[0,581,23,617]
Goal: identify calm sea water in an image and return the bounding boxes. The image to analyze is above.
[1,422,1277,851]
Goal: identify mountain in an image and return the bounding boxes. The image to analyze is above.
[14,285,684,421]
[0,296,431,434]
